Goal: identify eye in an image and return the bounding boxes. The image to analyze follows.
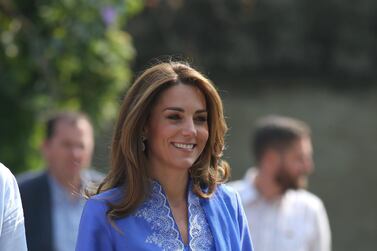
[77,143,85,150]
[195,115,208,123]
[167,114,181,120]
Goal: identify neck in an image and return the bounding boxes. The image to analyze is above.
[254,167,283,200]
[149,167,189,205]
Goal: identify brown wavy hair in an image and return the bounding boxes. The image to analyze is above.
[97,61,230,220]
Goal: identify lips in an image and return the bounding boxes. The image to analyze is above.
[172,142,196,150]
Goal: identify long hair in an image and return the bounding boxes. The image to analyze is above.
[97,61,230,220]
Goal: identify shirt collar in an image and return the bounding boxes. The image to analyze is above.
[240,167,260,205]
[243,167,287,206]
[47,172,85,203]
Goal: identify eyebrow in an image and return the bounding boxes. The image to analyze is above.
[163,107,207,113]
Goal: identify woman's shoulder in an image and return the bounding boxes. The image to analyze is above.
[77,187,125,245]
[85,187,123,212]
[91,186,123,200]
[215,183,238,198]
[211,183,240,207]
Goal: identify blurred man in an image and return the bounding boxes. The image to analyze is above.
[229,115,331,251]
[0,162,28,251]
[18,112,103,251]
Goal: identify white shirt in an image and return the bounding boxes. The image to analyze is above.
[0,163,28,251]
[229,168,331,251]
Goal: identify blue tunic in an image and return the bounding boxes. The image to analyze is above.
[76,181,253,251]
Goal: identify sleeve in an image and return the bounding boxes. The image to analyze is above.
[0,164,28,251]
[75,198,114,251]
[311,200,331,251]
[235,191,254,251]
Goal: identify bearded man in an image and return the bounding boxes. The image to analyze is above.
[229,115,331,251]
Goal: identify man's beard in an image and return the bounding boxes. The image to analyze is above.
[275,163,308,192]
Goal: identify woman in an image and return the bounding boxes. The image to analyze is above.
[76,61,253,250]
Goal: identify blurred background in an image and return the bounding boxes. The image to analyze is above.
[1,0,376,250]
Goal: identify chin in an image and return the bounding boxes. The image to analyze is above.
[172,161,195,170]
[66,167,82,176]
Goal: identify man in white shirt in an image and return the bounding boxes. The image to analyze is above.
[0,162,28,251]
[229,115,331,251]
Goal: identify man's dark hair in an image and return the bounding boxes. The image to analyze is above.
[46,111,92,139]
[252,115,311,164]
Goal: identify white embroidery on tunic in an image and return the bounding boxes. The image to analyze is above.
[134,180,214,251]
[134,181,183,251]
[188,189,214,250]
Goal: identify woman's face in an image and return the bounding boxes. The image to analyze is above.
[145,84,209,173]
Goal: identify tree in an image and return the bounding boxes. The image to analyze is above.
[129,0,377,86]
[0,0,143,173]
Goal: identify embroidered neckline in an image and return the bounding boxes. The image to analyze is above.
[134,180,183,250]
[134,180,214,251]
[188,186,214,250]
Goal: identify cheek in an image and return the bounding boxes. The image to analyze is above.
[83,150,92,159]
[198,128,209,144]
[290,162,303,175]
[148,124,173,149]
[158,125,175,142]
[48,147,62,158]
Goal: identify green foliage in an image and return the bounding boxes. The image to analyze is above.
[0,0,143,173]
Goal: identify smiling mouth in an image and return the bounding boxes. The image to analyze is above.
[172,143,196,150]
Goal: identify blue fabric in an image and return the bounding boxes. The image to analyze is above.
[76,182,253,251]
[200,185,254,251]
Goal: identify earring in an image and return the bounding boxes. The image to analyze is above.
[141,136,146,151]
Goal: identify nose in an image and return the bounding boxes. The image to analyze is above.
[181,119,197,137]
